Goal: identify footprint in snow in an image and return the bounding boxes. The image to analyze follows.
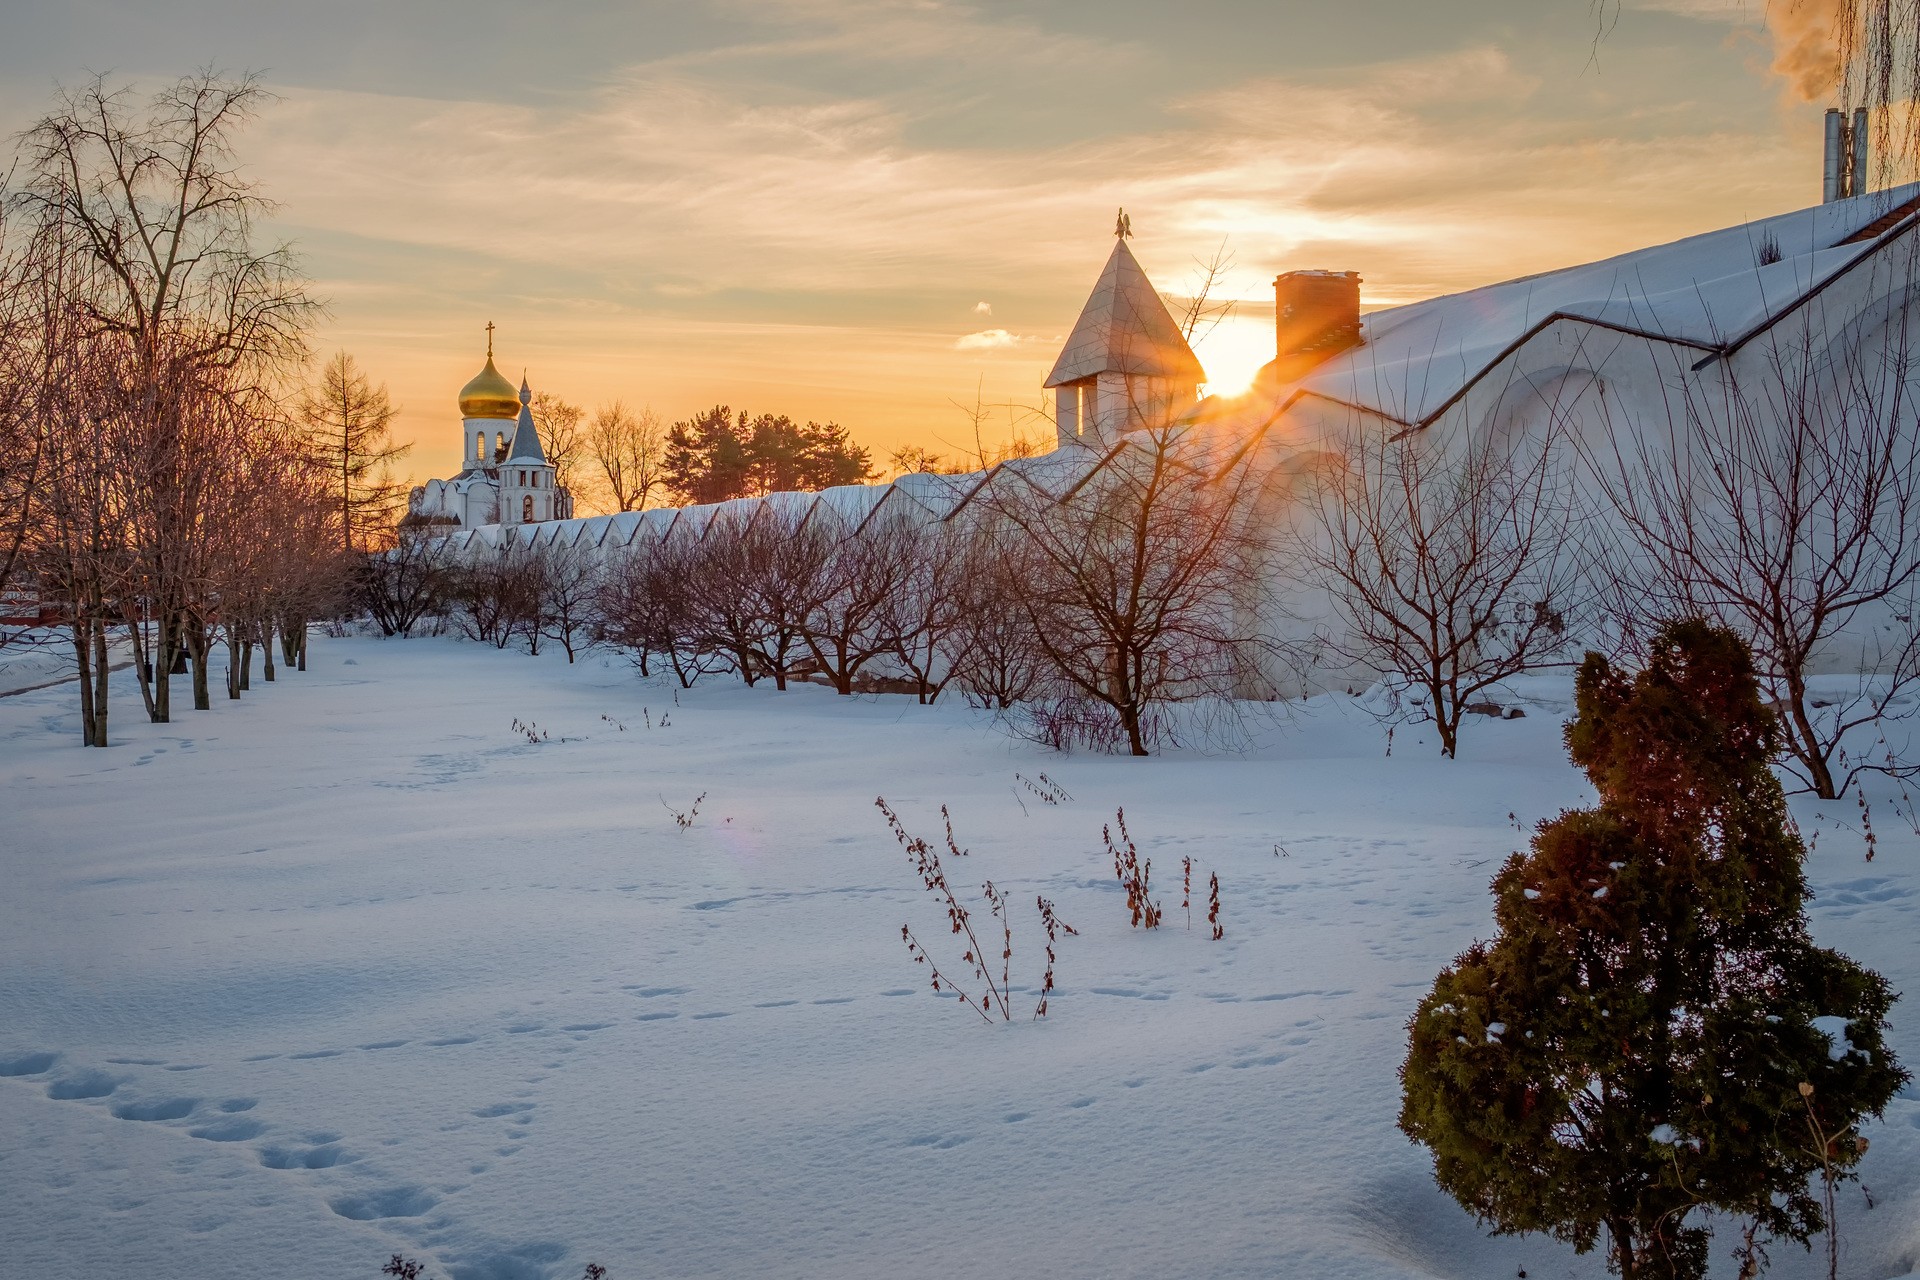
[0,1051,59,1076]
[111,1096,197,1122]
[259,1142,354,1170]
[189,1116,265,1142]
[47,1070,119,1100]
[328,1186,436,1221]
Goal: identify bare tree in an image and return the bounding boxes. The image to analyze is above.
[800,513,911,694]
[588,401,664,513]
[1175,238,1235,346]
[690,508,823,689]
[1589,304,1920,798]
[358,535,452,638]
[0,206,44,621]
[987,426,1269,755]
[598,533,718,687]
[534,542,599,662]
[882,517,971,703]
[299,351,408,553]
[944,519,1048,710]
[532,392,585,497]
[15,71,316,723]
[1304,400,1583,759]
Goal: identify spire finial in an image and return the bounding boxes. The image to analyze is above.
[1115,208,1131,240]
[485,320,496,358]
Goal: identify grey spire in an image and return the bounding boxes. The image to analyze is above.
[507,375,548,463]
[1044,237,1203,389]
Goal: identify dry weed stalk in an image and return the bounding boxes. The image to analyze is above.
[662,791,707,830]
[1034,895,1078,1019]
[1105,808,1162,928]
[878,796,1009,1022]
[1857,785,1879,861]
[1208,872,1224,941]
[878,797,1077,1022]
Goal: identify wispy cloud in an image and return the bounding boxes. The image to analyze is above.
[954,328,1024,350]
[215,3,1824,480]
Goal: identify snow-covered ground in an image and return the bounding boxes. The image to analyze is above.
[1,636,1916,1280]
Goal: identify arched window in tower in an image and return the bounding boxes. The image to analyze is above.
[474,433,483,461]
[495,432,505,460]
[522,495,534,522]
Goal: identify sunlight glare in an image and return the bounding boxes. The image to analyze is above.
[1192,311,1274,398]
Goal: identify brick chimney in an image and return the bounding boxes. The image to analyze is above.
[1274,270,1362,369]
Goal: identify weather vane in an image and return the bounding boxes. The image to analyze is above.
[1115,208,1132,240]
[485,320,496,358]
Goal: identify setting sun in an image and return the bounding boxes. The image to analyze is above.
[1192,308,1279,398]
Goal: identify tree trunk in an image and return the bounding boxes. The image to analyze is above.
[73,619,97,747]
[296,624,307,672]
[1609,1218,1638,1280]
[188,621,212,711]
[1786,690,1840,798]
[239,638,253,691]
[280,619,300,667]
[91,621,110,747]
[262,621,275,682]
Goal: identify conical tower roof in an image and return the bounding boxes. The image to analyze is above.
[1044,236,1204,388]
[507,375,548,462]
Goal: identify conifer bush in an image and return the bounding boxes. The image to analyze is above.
[1399,620,1907,1280]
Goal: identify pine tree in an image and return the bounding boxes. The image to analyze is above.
[1399,619,1906,1279]
[299,351,409,552]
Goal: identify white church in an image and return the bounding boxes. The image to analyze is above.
[404,329,574,532]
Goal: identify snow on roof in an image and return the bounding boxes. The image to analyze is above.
[887,471,974,518]
[1044,237,1205,388]
[1279,184,1920,426]
[810,484,890,530]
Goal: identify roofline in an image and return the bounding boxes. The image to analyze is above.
[1262,205,1920,444]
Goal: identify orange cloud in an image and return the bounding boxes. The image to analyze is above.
[1767,0,1846,101]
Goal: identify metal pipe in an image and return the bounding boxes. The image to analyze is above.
[1852,107,1870,197]
[1825,108,1845,203]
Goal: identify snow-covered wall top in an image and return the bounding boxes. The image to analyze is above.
[438,185,1920,554]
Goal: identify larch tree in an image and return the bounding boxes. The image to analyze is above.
[299,351,408,553]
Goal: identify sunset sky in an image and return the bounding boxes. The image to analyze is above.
[0,0,1850,491]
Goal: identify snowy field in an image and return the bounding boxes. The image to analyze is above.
[2,635,1917,1280]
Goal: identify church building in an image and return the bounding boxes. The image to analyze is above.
[405,329,574,532]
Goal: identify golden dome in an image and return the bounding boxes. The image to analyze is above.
[458,355,521,420]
